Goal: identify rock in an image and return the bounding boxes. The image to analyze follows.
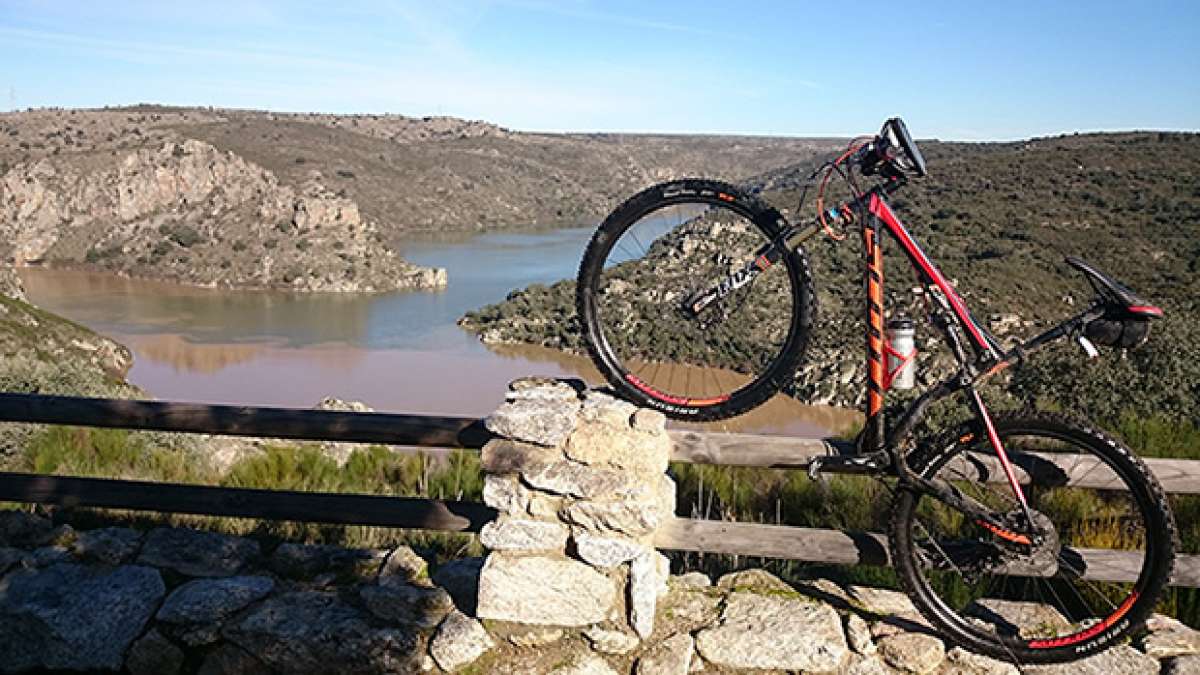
[548,654,620,675]
[480,439,562,474]
[197,643,267,675]
[573,531,646,569]
[584,625,640,654]
[483,474,532,515]
[28,545,71,567]
[842,654,894,675]
[963,599,1069,639]
[940,647,1018,674]
[846,613,876,655]
[137,527,260,578]
[379,545,429,582]
[1165,655,1200,675]
[660,588,721,632]
[125,628,185,675]
[508,377,583,399]
[0,547,22,575]
[636,632,694,674]
[694,592,848,672]
[224,590,423,674]
[476,553,616,626]
[313,397,375,465]
[0,265,26,302]
[671,572,711,589]
[509,626,564,647]
[565,411,670,474]
[432,557,483,615]
[848,585,920,616]
[1022,645,1159,674]
[523,460,646,501]
[360,580,454,628]
[71,526,142,564]
[485,394,580,447]
[629,549,659,638]
[270,542,387,580]
[1141,622,1200,658]
[716,568,796,594]
[877,632,944,673]
[0,510,55,548]
[0,563,165,672]
[157,575,275,624]
[631,408,666,433]
[480,518,570,552]
[430,610,495,672]
[564,499,660,537]
[529,493,568,519]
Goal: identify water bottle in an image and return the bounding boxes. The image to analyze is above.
[886,318,917,390]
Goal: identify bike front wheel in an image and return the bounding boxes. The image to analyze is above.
[576,179,815,421]
[889,412,1176,664]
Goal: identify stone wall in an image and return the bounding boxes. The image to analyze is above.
[2,379,1199,674]
[475,378,673,639]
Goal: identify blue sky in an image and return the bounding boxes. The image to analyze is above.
[1,1,1197,140]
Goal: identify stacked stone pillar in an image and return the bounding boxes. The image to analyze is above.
[475,378,675,639]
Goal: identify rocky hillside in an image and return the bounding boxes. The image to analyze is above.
[460,132,1200,424]
[0,106,841,237]
[0,138,445,292]
[0,263,142,457]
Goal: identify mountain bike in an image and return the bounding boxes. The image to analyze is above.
[575,118,1175,663]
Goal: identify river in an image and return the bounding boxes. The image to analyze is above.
[18,227,858,438]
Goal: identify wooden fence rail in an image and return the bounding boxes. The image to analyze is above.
[2,392,1199,587]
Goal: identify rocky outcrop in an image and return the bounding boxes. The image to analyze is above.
[0,265,24,302]
[0,139,445,292]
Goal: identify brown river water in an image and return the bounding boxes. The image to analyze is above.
[18,227,859,438]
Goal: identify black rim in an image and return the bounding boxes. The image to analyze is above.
[583,191,802,414]
[898,420,1165,661]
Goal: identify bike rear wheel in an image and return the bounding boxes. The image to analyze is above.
[889,412,1175,664]
[576,179,815,420]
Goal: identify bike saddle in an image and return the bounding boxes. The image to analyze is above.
[1065,256,1162,317]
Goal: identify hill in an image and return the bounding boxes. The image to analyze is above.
[0,106,840,291]
[460,131,1200,425]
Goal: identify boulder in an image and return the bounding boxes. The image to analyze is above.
[1142,622,1200,658]
[482,474,532,515]
[941,647,1019,675]
[137,527,260,578]
[71,526,142,565]
[223,591,423,674]
[0,563,165,672]
[270,542,387,580]
[583,626,640,654]
[485,392,580,447]
[430,610,495,672]
[635,632,694,674]
[431,556,483,615]
[157,575,275,625]
[379,545,429,582]
[877,632,944,673]
[360,580,454,629]
[125,629,185,675]
[694,592,848,672]
[476,553,616,626]
[479,517,570,552]
[629,549,659,638]
[573,531,646,569]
